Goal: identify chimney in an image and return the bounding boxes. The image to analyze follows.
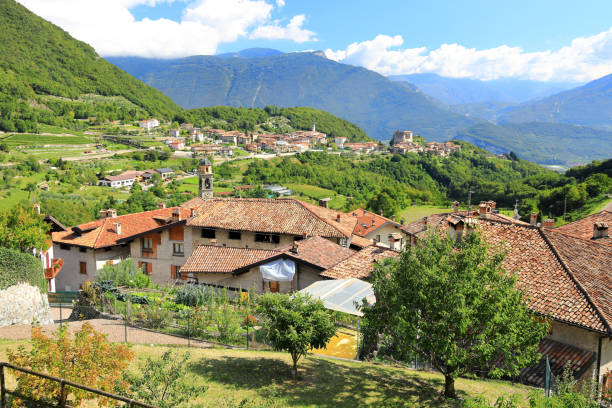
[542,219,555,228]
[100,209,107,219]
[157,202,166,209]
[452,201,459,213]
[478,201,490,217]
[336,214,341,223]
[392,215,396,222]
[290,242,299,253]
[318,198,330,208]
[32,203,41,214]
[210,239,217,246]
[371,219,375,227]
[114,222,122,236]
[593,222,609,239]
[172,208,181,222]
[362,210,367,216]
[422,216,428,227]
[530,213,537,226]
[190,208,196,217]
[108,209,117,218]
[488,201,496,210]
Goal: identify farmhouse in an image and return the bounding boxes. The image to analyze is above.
[138,118,159,130]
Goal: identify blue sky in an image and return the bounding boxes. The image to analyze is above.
[17,0,612,82]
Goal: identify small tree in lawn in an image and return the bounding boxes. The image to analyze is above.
[256,293,336,377]
[365,231,548,398]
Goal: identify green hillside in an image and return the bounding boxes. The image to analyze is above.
[456,122,612,165]
[107,53,475,141]
[0,0,185,132]
[188,106,371,142]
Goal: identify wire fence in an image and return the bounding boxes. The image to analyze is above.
[0,362,155,408]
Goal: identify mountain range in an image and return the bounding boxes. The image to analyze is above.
[388,73,580,105]
[106,53,475,142]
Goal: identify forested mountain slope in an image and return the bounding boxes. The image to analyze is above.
[0,0,185,132]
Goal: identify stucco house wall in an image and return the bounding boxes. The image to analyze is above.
[363,223,407,248]
[53,244,129,291]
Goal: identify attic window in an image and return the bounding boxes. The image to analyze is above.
[59,244,70,251]
[201,228,216,239]
[229,231,242,240]
[255,233,280,243]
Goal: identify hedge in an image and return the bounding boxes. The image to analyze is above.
[0,247,46,293]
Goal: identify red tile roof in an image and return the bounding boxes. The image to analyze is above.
[181,246,280,273]
[276,236,354,270]
[555,210,612,243]
[404,213,612,334]
[519,338,596,387]
[52,207,191,249]
[186,198,349,238]
[349,208,402,237]
[321,245,399,279]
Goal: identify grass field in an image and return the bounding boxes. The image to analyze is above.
[0,339,533,407]
[0,133,94,146]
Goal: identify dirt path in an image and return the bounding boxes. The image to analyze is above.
[603,197,612,212]
[0,307,212,348]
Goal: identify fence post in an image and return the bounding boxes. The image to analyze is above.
[58,379,67,407]
[1,363,6,408]
[124,300,129,343]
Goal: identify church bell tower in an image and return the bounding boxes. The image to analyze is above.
[198,156,213,199]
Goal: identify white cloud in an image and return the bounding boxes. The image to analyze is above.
[276,0,285,7]
[325,30,612,82]
[16,0,315,58]
[250,14,316,43]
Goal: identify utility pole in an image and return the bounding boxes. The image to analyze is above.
[563,196,567,222]
[467,190,475,214]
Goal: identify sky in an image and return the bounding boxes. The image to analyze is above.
[16,0,612,82]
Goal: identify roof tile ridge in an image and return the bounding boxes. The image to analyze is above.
[92,218,108,248]
[196,244,282,254]
[292,199,349,237]
[537,228,612,335]
[544,227,612,247]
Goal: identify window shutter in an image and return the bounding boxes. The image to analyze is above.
[138,261,142,269]
[148,263,152,275]
[171,265,175,279]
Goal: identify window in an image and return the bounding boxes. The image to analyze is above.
[142,238,153,251]
[171,265,181,279]
[140,261,151,276]
[79,247,87,253]
[79,262,87,275]
[201,228,216,238]
[375,235,381,243]
[173,243,184,256]
[228,230,241,240]
[59,244,70,250]
[255,233,280,243]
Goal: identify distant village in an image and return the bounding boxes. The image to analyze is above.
[140,118,461,157]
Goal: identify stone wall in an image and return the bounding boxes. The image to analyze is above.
[0,283,53,326]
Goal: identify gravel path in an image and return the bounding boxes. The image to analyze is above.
[0,307,212,348]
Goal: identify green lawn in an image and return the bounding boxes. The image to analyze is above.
[400,205,451,223]
[0,340,534,407]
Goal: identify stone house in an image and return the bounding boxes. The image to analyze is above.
[180,236,355,293]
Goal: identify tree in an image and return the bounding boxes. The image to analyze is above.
[256,293,336,377]
[126,350,201,408]
[8,323,134,407]
[0,205,49,252]
[364,231,548,398]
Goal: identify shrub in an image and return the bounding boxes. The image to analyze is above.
[174,284,214,307]
[7,323,134,407]
[212,303,241,343]
[133,305,172,329]
[126,350,201,408]
[0,247,46,293]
